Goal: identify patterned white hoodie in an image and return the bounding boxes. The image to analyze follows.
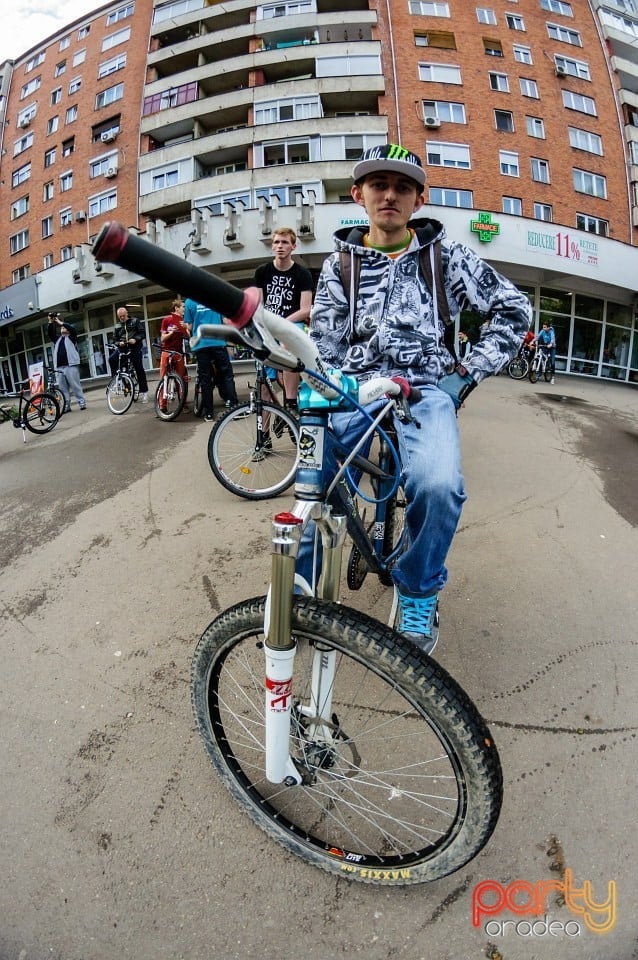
[309,217,531,388]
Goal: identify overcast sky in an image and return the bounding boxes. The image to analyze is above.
[1,1,99,64]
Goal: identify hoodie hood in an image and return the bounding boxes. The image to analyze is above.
[333,216,446,253]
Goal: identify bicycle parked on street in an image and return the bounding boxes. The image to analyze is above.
[528,345,554,383]
[92,221,503,887]
[207,358,300,500]
[105,344,140,415]
[152,340,188,421]
[507,344,533,381]
[0,379,61,441]
[44,365,66,411]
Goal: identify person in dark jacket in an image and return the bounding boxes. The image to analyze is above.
[109,306,149,401]
[47,313,87,413]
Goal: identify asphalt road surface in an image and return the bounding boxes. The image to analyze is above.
[1,373,636,960]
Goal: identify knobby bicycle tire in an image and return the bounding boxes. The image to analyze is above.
[528,361,540,384]
[155,372,186,421]
[23,392,60,434]
[543,364,553,383]
[507,357,528,380]
[207,402,300,500]
[193,379,204,418]
[191,596,503,885]
[106,373,135,414]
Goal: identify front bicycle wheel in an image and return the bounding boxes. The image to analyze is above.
[106,373,135,414]
[23,392,60,433]
[193,378,204,418]
[528,360,539,384]
[155,373,186,421]
[191,597,503,885]
[207,402,299,500]
[507,357,528,380]
[543,363,553,383]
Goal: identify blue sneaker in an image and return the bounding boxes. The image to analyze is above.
[397,591,439,655]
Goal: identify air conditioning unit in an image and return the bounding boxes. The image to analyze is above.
[424,116,441,128]
[555,65,567,78]
[72,269,82,283]
[94,261,114,277]
[67,299,83,312]
[75,210,87,222]
[104,165,118,179]
[18,116,31,128]
[101,131,117,143]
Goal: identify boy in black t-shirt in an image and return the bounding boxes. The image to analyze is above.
[253,226,313,410]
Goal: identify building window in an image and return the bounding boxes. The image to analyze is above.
[151,169,179,189]
[576,213,608,236]
[60,172,73,192]
[428,187,473,207]
[143,82,198,115]
[88,189,118,217]
[106,3,135,25]
[541,0,573,15]
[526,116,545,137]
[316,55,381,77]
[59,35,71,50]
[573,168,607,198]
[43,253,54,269]
[502,196,522,215]
[44,148,56,167]
[531,158,550,183]
[476,8,497,24]
[495,109,514,131]
[51,87,62,105]
[55,61,67,77]
[414,31,457,48]
[13,132,34,156]
[62,138,75,157]
[555,55,590,80]
[98,53,127,78]
[90,154,119,177]
[263,140,311,165]
[42,216,54,239]
[419,62,462,83]
[513,44,532,63]
[12,265,31,282]
[506,13,525,29]
[568,127,603,155]
[20,76,41,99]
[547,22,582,45]
[408,1,450,15]
[10,230,30,254]
[563,90,596,115]
[12,163,31,187]
[66,105,78,124]
[47,116,59,135]
[254,95,321,125]
[96,84,124,109]
[259,1,314,17]
[73,49,86,67]
[426,141,471,168]
[520,78,539,98]
[60,209,73,227]
[423,100,466,123]
[489,72,509,92]
[484,39,504,56]
[61,246,73,261]
[43,181,54,201]
[25,52,45,72]
[11,196,29,219]
[102,27,131,51]
[500,150,519,175]
[69,76,82,95]
[534,202,553,221]
[78,25,90,39]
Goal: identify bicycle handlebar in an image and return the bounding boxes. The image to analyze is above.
[91,221,419,407]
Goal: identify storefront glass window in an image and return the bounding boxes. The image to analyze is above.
[601,326,630,380]
[540,288,571,315]
[606,301,632,328]
[574,293,603,322]
[570,316,601,375]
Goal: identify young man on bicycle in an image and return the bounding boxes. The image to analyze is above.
[534,322,556,383]
[158,299,189,412]
[304,144,531,653]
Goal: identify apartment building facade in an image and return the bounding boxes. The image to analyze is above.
[1,0,638,391]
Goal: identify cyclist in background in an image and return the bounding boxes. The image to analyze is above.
[110,306,150,402]
[184,299,238,421]
[158,299,190,413]
[301,144,531,654]
[534,321,556,384]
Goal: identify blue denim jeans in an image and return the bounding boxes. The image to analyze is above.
[297,385,466,597]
